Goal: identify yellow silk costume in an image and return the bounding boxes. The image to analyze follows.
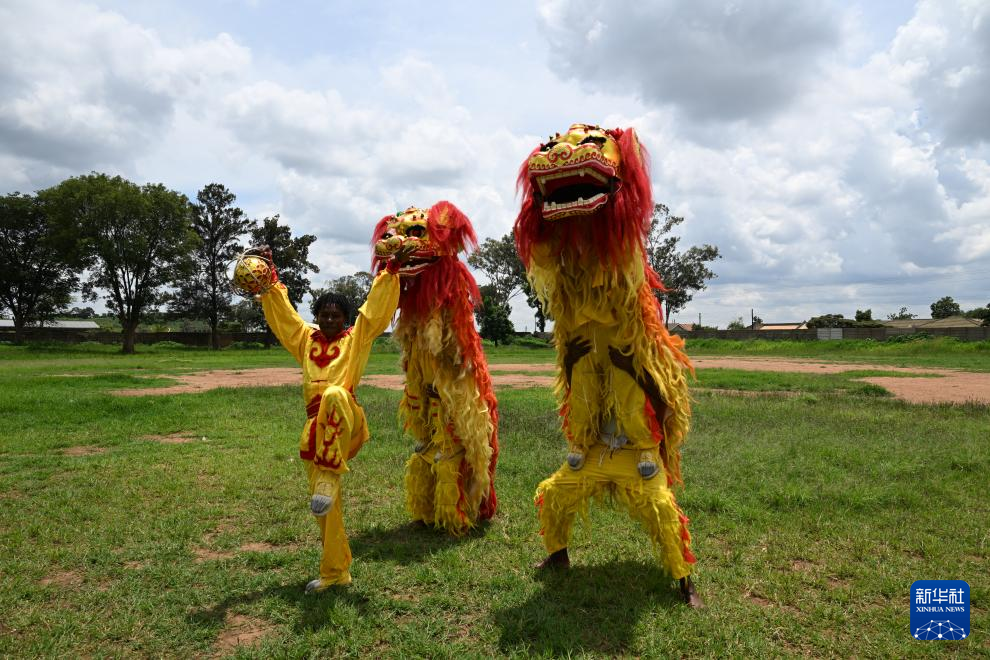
[260,270,399,586]
[515,124,697,579]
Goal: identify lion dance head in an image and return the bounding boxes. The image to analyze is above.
[372,201,499,520]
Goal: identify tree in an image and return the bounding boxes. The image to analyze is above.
[645,204,721,322]
[886,306,916,320]
[475,285,514,345]
[249,215,318,345]
[855,309,873,322]
[726,317,746,330]
[0,192,83,342]
[310,271,374,324]
[963,303,990,321]
[930,296,961,319]
[467,232,548,331]
[43,174,198,354]
[168,183,254,349]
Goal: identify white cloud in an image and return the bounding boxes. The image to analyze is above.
[537,0,841,123]
[0,0,249,186]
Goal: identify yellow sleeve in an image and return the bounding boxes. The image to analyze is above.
[259,283,309,365]
[352,270,400,348]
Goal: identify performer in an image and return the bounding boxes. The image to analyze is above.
[514,124,703,607]
[256,244,409,593]
[371,202,499,535]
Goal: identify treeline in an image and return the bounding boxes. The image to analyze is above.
[0,175,319,352]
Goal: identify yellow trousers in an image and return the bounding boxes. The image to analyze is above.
[535,443,696,580]
[305,460,351,585]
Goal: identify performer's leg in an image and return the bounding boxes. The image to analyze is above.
[303,462,351,591]
[611,448,697,583]
[432,452,473,535]
[313,386,356,475]
[534,458,602,558]
[404,448,436,524]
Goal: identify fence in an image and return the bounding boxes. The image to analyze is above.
[0,328,272,347]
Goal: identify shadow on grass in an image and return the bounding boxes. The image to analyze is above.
[186,580,374,634]
[348,521,480,564]
[493,560,684,656]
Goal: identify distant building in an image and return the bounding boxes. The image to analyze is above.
[666,322,695,332]
[881,316,981,330]
[756,322,808,331]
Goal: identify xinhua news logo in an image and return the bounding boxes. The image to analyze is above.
[911,580,969,641]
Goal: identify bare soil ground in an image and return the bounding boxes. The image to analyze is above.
[108,358,990,405]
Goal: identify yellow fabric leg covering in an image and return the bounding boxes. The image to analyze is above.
[306,460,351,584]
[432,453,472,536]
[535,444,695,578]
[404,452,436,523]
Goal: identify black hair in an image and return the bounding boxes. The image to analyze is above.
[311,291,353,324]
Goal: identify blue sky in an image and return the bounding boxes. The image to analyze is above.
[2,0,988,327]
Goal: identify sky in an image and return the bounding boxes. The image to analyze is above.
[2,0,988,328]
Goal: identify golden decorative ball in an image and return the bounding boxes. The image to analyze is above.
[231,255,274,295]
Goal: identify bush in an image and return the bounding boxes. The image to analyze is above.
[227,341,266,350]
[372,335,401,353]
[512,336,552,349]
[150,341,188,349]
[886,332,933,343]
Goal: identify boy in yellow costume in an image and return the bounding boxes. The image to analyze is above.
[514,124,703,607]
[257,245,409,593]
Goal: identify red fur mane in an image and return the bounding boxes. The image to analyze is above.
[514,127,654,270]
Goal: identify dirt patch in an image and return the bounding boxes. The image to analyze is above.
[790,559,817,573]
[107,358,990,405]
[193,547,236,563]
[40,570,83,588]
[214,613,276,655]
[112,368,302,396]
[362,373,555,390]
[239,542,280,553]
[61,446,107,457]
[490,363,556,372]
[124,561,147,570]
[142,432,201,444]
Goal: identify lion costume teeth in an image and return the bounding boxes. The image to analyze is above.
[372,202,499,534]
[515,123,698,581]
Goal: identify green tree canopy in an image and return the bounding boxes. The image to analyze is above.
[42,174,198,353]
[475,284,514,345]
[468,232,547,332]
[0,192,82,342]
[886,306,916,320]
[169,183,255,349]
[250,215,318,308]
[855,309,873,322]
[930,296,961,319]
[646,204,721,322]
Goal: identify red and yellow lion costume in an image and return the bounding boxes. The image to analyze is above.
[515,124,697,582]
[372,202,498,534]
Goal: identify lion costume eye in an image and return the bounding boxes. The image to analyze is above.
[579,136,607,147]
[407,226,426,238]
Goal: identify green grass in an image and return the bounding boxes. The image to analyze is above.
[686,337,990,370]
[1,345,988,657]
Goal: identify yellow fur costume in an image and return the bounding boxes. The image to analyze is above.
[373,203,499,535]
[515,124,697,578]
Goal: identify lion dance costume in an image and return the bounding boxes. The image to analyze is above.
[372,202,499,535]
[260,261,399,591]
[514,124,700,602]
